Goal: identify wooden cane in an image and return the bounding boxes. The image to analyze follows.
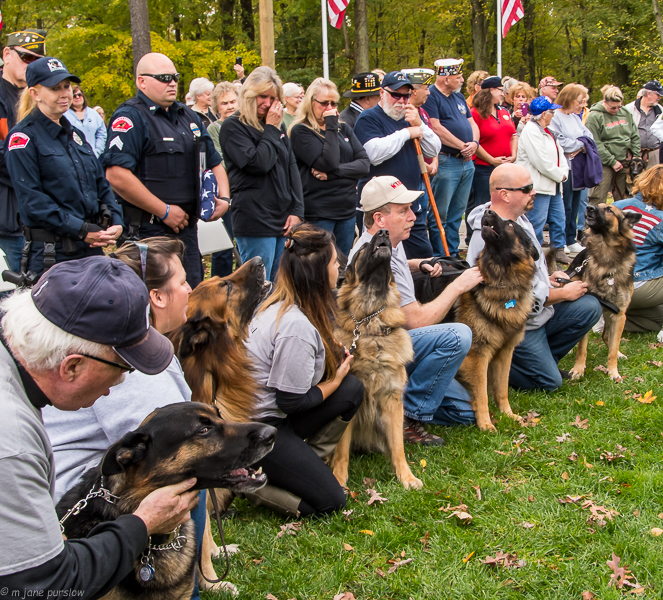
[413,138,450,257]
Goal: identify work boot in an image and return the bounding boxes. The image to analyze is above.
[403,416,445,446]
[305,416,350,459]
[243,485,301,518]
[555,248,571,265]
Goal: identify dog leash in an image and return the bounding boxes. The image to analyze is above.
[198,488,231,584]
[349,305,387,354]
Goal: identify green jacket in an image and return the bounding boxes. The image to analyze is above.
[585,101,640,167]
[207,120,225,166]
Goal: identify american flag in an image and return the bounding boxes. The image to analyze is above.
[328,0,349,29]
[501,0,524,38]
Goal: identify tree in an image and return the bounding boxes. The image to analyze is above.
[129,0,152,74]
[354,0,369,72]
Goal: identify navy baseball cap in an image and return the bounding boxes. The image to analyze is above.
[381,71,413,91]
[26,57,81,88]
[31,256,173,375]
[481,76,503,89]
[530,95,562,115]
[644,80,663,95]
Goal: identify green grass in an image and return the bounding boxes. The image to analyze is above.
[201,329,663,599]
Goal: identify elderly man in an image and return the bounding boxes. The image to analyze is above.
[466,164,601,391]
[104,53,230,288]
[354,71,441,258]
[339,72,381,129]
[348,176,483,445]
[0,256,198,596]
[626,80,663,168]
[422,58,480,257]
[539,76,563,102]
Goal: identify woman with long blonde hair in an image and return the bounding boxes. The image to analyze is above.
[220,66,304,280]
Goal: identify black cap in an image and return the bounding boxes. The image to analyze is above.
[31,256,173,375]
[481,76,503,89]
[644,80,663,95]
[381,71,413,91]
[6,29,47,56]
[26,57,81,88]
[343,72,381,98]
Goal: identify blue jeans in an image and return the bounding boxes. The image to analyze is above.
[190,490,207,600]
[577,188,589,235]
[562,175,585,246]
[528,192,566,248]
[308,216,356,258]
[402,181,433,259]
[430,156,475,256]
[211,212,234,278]
[0,235,23,273]
[509,296,602,391]
[236,235,285,282]
[427,205,445,257]
[465,164,494,245]
[404,323,476,426]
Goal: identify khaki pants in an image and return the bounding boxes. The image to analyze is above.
[588,165,628,205]
[624,276,663,332]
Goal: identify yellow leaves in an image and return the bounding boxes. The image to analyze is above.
[596,400,605,406]
[462,551,475,563]
[638,390,657,404]
[359,529,374,536]
[420,459,427,468]
[562,471,570,480]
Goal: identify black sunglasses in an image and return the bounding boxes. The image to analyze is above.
[73,93,84,98]
[496,184,534,194]
[140,73,181,84]
[12,47,40,64]
[385,89,412,100]
[314,99,339,108]
[79,353,135,374]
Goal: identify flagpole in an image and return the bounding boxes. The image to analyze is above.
[321,0,330,79]
[497,0,502,78]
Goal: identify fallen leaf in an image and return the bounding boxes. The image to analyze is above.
[649,342,663,349]
[266,595,278,600]
[359,529,373,536]
[343,542,354,551]
[558,495,585,504]
[494,450,509,455]
[342,509,353,521]
[387,558,413,574]
[348,491,359,502]
[648,360,663,367]
[420,531,430,551]
[651,527,663,536]
[366,489,388,506]
[659,513,663,519]
[562,471,570,480]
[520,521,535,529]
[593,364,609,373]
[556,433,571,442]
[439,503,469,513]
[634,376,645,383]
[276,521,302,538]
[633,509,640,518]
[447,510,473,524]
[638,390,657,404]
[482,551,525,569]
[528,494,535,502]
[570,415,589,429]
[569,452,579,462]
[462,551,475,563]
[630,589,646,595]
[581,592,595,600]
[521,411,541,427]
[376,567,386,578]
[600,450,626,462]
[420,459,427,468]
[333,594,356,600]
[473,485,482,501]
[607,552,635,589]
[363,477,376,488]
[596,400,605,406]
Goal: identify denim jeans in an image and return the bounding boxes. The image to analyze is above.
[308,216,357,258]
[577,188,589,235]
[190,490,207,600]
[211,212,234,278]
[562,175,585,246]
[430,156,475,256]
[236,235,285,282]
[0,235,23,273]
[528,192,566,248]
[465,164,494,245]
[427,204,445,257]
[402,181,434,259]
[509,295,602,391]
[404,323,476,426]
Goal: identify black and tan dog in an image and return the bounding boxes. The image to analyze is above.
[455,210,539,431]
[332,229,422,490]
[568,203,641,382]
[57,403,276,600]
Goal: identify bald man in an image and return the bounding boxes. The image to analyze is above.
[466,164,601,391]
[104,53,230,288]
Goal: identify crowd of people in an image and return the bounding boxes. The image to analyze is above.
[2,25,663,599]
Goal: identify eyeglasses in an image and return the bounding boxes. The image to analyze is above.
[385,89,412,101]
[496,184,534,194]
[314,99,339,108]
[12,47,40,64]
[79,353,136,374]
[139,73,181,84]
[73,93,84,99]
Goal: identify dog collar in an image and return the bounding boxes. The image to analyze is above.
[349,305,387,354]
[58,476,119,534]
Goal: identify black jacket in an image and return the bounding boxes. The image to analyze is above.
[220,114,304,237]
[0,73,22,235]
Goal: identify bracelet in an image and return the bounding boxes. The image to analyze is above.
[162,204,170,220]
[472,140,480,148]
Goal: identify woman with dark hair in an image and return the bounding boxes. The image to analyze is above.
[245,223,364,517]
[63,84,106,156]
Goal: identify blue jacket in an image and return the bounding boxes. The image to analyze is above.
[614,193,663,282]
[571,136,603,190]
[63,106,107,157]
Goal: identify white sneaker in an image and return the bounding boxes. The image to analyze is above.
[564,245,570,254]
[657,328,663,344]
[567,242,585,253]
[593,315,605,334]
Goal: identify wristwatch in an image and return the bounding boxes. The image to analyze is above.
[219,196,232,208]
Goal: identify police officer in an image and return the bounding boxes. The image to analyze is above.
[4,57,123,276]
[104,52,230,289]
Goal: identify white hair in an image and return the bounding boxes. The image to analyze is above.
[1,289,111,372]
[188,78,214,101]
[531,112,545,122]
[283,82,303,98]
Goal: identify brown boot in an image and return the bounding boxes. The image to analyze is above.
[242,485,301,518]
[305,417,350,459]
[555,248,571,265]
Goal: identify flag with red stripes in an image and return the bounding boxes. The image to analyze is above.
[0,10,3,32]
[621,205,662,246]
[328,0,349,29]
[501,0,524,38]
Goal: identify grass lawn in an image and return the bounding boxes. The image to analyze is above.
[201,328,663,600]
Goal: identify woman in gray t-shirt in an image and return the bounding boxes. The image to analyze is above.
[244,223,364,517]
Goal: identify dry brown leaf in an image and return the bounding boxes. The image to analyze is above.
[420,531,430,551]
[494,450,509,455]
[473,485,482,501]
[333,594,356,600]
[562,471,570,480]
[253,558,264,565]
[658,513,663,519]
[593,364,609,373]
[649,342,663,349]
[348,491,359,502]
[648,360,663,367]
[363,477,376,488]
[276,522,302,538]
[528,494,535,502]
[633,509,640,518]
[651,527,663,536]
[638,390,657,404]
[366,489,388,506]
[581,592,595,600]
[376,567,386,578]
[342,510,353,521]
[569,452,579,462]
[557,433,571,442]
[439,503,469,513]
[342,543,354,552]
[570,415,589,429]
[482,551,525,569]
[630,589,646,595]
[520,522,535,529]
[600,450,626,462]
[607,552,635,589]
[521,411,541,427]
[387,558,413,574]
[634,376,645,383]
[447,510,473,524]
[266,595,278,600]
[558,495,585,504]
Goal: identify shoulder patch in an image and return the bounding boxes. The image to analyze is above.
[190,122,201,137]
[72,131,84,146]
[7,132,30,151]
[109,136,124,151]
[111,116,134,132]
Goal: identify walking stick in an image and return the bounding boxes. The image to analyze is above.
[413,138,450,257]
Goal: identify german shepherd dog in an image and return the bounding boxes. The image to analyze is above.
[568,203,641,382]
[56,403,276,600]
[332,229,422,490]
[455,210,539,431]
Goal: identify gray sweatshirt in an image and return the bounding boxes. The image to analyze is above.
[548,111,594,155]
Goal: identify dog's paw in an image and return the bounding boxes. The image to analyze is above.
[618,351,628,360]
[209,542,221,559]
[505,411,521,423]
[609,371,623,382]
[208,581,239,596]
[477,421,497,432]
[569,368,585,381]
[400,474,423,490]
[223,544,240,555]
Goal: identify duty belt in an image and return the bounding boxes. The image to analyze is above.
[21,227,78,272]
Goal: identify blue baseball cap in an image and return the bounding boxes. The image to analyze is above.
[381,71,413,91]
[31,256,173,375]
[530,95,562,116]
[26,57,81,88]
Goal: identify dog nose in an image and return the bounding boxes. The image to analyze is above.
[251,424,278,447]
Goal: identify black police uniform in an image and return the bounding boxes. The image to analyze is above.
[4,110,123,275]
[103,91,222,289]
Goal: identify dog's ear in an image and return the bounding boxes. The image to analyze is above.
[513,222,540,262]
[622,211,642,231]
[343,248,361,285]
[176,316,223,359]
[101,432,152,476]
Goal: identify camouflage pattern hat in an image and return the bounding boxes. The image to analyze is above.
[6,29,47,56]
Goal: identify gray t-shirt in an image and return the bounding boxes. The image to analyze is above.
[246,302,325,421]
[43,357,191,503]
[348,231,417,307]
[0,344,64,575]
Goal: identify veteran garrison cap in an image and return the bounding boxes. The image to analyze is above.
[434,58,464,77]
[343,72,381,98]
[401,68,436,86]
[6,29,47,56]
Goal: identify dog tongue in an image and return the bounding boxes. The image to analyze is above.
[229,468,248,477]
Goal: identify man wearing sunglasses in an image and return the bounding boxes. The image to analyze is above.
[466,163,601,391]
[0,29,46,275]
[104,52,230,289]
[353,70,440,241]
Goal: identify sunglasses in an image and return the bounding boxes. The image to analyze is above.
[140,73,181,84]
[314,99,339,108]
[496,184,534,194]
[385,89,412,101]
[73,93,84,99]
[12,47,40,64]
[79,353,136,374]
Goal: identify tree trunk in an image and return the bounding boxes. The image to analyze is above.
[219,0,235,49]
[470,0,488,70]
[259,0,275,68]
[240,0,255,42]
[615,39,630,88]
[354,0,369,72]
[653,0,663,46]
[129,0,151,76]
[342,19,352,61]
[418,29,426,67]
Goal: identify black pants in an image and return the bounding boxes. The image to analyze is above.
[27,240,103,276]
[210,212,234,278]
[255,374,364,517]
